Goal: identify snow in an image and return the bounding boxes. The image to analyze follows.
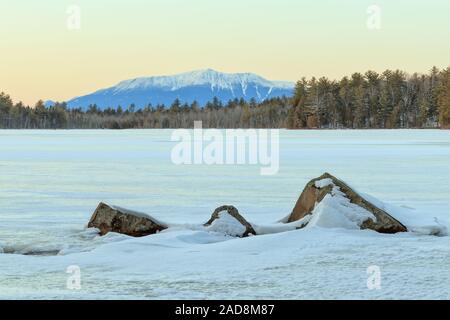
[1,226,450,299]
[359,192,449,236]
[300,178,377,230]
[383,202,448,236]
[205,212,247,237]
[1,129,450,299]
[253,218,311,235]
[314,178,333,188]
[306,192,376,230]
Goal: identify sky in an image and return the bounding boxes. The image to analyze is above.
[1,0,449,106]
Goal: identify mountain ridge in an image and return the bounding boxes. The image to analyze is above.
[62,69,294,110]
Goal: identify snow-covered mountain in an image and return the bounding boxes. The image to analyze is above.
[66,69,294,110]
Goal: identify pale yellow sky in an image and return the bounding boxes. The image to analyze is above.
[1,0,449,105]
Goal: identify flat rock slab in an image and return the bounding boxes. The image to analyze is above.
[88,202,167,237]
[288,173,408,234]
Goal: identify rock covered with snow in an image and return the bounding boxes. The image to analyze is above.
[204,205,256,237]
[88,203,167,237]
[287,173,408,234]
[66,69,295,110]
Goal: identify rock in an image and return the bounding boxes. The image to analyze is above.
[204,205,256,237]
[88,202,167,237]
[287,173,408,234]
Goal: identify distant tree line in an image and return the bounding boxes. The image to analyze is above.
[1,67,450,129]
[0,95,290,129]
[289,67,450,129]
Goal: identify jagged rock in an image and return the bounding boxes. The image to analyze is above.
[88,202,167,237]
[204,205,256,237]
[287,173,408,234]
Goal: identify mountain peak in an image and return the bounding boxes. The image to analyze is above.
[67,69,294,110]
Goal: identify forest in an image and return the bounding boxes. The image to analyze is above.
[1,67,449,129]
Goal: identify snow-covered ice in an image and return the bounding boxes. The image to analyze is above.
[0,129,450,299]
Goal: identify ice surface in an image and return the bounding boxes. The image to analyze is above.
[314,178,333,188]
[306,190,376,230]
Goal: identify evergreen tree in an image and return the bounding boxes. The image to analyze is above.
[437,68,450,128]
